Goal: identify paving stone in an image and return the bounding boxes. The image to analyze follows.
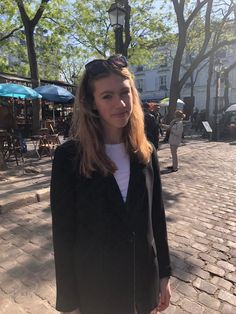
[191,229,206,238]
[225,273,236,284]
[0,259,18,271]
[169,291,181,304]
[171,255,189,270]
[230,249,236,258]
[172,268,196,283]
[204,264,225,277]
[198,292,221,310]
[0,293,12,312]
[193,277,218,294]
[27,302,56,314]
[194,236,211,245]
[179,298,204,314]
[199,252,216,264]
[188,267,210,280]
[21,242,38,254]
[217,260,236,272]
[209,250,229,261]
[214,226,231,234]
[203,309,220,314]
[191,243,208,252]
[221,302,236,314]
[176,281,198,299]
[210,276,233,291]
[218,289,236,306]
[212,243,230,253]
[0,298,26,314]
[0,274,22,295]
[207,235,224,244]
[185,256,205,268]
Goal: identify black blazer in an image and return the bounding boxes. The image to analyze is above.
[50,140,171,314]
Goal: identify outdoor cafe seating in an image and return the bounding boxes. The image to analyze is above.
[0,129,24,165]
[31,126,61,159]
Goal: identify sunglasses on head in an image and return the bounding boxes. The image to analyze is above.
[85,55,128,77]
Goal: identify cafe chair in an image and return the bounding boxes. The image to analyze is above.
[0,130,24,166]
[38,133,61,158]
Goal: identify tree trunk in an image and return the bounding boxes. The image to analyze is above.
[166,58,181,123]
[16,0,49,135]
[190,74,194,98]
[224,71,230,109]
[205,56,214,121]
[24,25,41,133]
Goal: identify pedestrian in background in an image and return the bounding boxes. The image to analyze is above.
[167,110,185,172]
[50,55,171,314]
[151,104,164,137]
[143,102,160,149]
[191,107,199,130]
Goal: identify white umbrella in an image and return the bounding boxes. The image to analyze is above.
[226,104,236,112]
[159,98,185,107]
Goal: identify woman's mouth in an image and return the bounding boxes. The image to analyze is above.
[112,111,128,117]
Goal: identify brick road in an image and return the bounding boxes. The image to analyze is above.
[0,139,236,313]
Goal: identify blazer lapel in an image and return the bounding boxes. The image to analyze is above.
[104,157,149,225]
[125,158,146,214]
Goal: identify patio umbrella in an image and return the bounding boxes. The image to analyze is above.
[160,97,185,107]
[34,84,74,103]
[225,104,236,112]
[0,83,42,99]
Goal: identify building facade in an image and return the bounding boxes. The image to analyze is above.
[133,44,236,119]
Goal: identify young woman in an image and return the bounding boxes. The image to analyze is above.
[50,55,171,314]
[167,110,186,172]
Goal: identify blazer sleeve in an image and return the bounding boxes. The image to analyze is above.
[50,143,79,312]
[151,149,172,279]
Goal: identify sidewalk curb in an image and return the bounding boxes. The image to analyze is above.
[0,187,50,214]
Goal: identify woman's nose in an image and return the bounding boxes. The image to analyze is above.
[115,95,126,107]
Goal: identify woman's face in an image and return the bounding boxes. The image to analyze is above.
[93,73,133,143]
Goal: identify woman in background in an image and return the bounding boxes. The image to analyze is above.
[168,110,185,172]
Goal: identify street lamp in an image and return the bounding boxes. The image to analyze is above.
[213,60,223,141]
[108,1,126,54]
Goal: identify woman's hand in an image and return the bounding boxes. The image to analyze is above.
[150,277,171,313]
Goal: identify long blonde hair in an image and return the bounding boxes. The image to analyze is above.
[71,63,152,177]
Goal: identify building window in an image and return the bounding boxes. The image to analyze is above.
[159,76,167,90]
[136,79,144,92]
[184,82,192,88]
[155,78,159,90]
[160,56,167,67]
[136,65,144,72]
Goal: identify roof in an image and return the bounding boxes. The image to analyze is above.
[0,72,76,90]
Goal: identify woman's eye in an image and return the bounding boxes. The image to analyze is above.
[103,94,112,99]
[121,90,130,95]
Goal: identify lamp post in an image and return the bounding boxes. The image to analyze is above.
[108,1,126,54]
[213,60,223,141]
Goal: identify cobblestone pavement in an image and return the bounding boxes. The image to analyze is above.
[0,139,236,313]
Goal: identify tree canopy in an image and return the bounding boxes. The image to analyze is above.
[0,0,173,81]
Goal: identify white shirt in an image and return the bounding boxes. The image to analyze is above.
[105,143,130,202]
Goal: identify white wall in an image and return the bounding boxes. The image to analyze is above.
[133,43,236,117]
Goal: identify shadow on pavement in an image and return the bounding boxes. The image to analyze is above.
[0,203,56,299]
